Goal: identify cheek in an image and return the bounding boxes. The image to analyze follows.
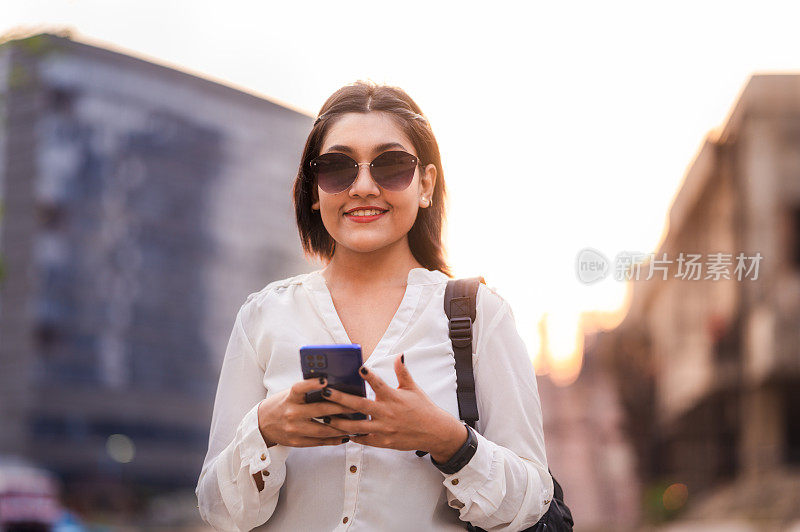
[320,204,341,228]
[314,196,338,231]
[393,198,421,227]
[317,192,338,214]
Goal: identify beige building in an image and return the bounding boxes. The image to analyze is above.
[589,74,800,529]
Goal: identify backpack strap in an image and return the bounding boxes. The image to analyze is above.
[446,277,574,531]
[444,277,485,429]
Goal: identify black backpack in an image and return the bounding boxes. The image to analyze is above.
[444,277,574,532]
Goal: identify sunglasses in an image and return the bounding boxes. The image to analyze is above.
[308,150,422,194]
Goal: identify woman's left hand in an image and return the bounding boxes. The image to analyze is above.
[323,354,468,462]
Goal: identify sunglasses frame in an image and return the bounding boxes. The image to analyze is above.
[308,150,424,194]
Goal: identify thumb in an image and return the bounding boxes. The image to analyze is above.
[394,353,416,390]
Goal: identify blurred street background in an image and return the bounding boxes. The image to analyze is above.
[1,2,800,530]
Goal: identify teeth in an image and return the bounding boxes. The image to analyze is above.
[348,209,384,216]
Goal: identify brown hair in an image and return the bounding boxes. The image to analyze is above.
[292,80,451,277]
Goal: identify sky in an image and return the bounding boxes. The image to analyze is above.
[5,0,800,385]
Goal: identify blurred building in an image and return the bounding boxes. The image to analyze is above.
[538,336,641,531]
[0,32,314,518]
[590,74,800,528]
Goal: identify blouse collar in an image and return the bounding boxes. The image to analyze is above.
[302,267,446,359]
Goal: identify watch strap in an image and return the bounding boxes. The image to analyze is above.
[430,423,478,474]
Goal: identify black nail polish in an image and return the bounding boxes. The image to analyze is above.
[401,354,405,364]
[360,366,368,375]
[323,416,331,424]
[319,376,326,384]
[322,387,331,397]
[341,437,350,443]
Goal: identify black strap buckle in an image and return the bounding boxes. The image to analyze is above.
[449,316,472,347]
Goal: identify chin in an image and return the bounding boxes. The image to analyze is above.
[336,235,402,254]
[341,242,392,254]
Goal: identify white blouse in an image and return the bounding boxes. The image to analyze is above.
[195,267,553,531]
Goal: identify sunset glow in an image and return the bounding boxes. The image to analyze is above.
[6,0,800,386]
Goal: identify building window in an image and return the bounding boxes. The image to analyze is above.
[792,207,800,269]
[48,87,75,113]
[36,201,66,230]
[34,321,61,350]
[786,386,800,465]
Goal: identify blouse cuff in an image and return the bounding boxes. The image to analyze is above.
[440,429,494,507]
[238,400,290,477]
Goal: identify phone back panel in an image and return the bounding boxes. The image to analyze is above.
[299,344,366,397]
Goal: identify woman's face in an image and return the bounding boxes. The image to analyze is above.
[312,112,436,257]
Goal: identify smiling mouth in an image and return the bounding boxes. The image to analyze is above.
[345,208,388,217]
[343,208,388,223]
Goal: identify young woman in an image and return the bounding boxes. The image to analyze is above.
[196,81,553,531]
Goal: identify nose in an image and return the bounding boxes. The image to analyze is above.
[348,162,381,198]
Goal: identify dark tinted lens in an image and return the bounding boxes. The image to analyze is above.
[310,153,357,193]
[370,151,417,191]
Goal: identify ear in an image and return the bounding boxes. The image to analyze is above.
[419,163,436,207]
[311,188,320,211]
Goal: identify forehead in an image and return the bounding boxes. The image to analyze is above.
[320,112,415,155]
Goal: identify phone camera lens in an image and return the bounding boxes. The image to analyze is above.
[306,355,313,361]
[316,355,324,361]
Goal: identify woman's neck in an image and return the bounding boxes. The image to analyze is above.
[321,238,424,290]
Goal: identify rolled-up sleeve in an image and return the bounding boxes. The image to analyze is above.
[195,303,290,531]
[441,286,554,531]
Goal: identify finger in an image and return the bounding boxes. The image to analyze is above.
[296,419,350,438]
[358,365,391,398]
[322,386,380,416]
[296,401,360,418]
[350,433,384,448]
[326,417,378,435]
[288,376,328,403]
[288,435,352,447]
[394,353,416,390]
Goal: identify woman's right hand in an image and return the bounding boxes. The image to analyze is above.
[258,377,358,447]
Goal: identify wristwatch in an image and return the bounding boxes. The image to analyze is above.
[430,423,478,474]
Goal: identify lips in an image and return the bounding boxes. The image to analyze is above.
[344,207,388,223]
[344,206,389,215]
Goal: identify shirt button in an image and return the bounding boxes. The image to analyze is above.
[451,479,459,485]
[263,470,270,476]
[260,453,267,461]
[342,516,349,523]
[349,465,357,473]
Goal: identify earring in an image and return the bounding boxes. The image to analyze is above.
[421,197,431,207]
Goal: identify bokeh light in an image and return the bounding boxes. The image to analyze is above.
[663,482,689,511]
[106,434,136,464]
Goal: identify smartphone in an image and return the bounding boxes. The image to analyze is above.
[300,344,367,421]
